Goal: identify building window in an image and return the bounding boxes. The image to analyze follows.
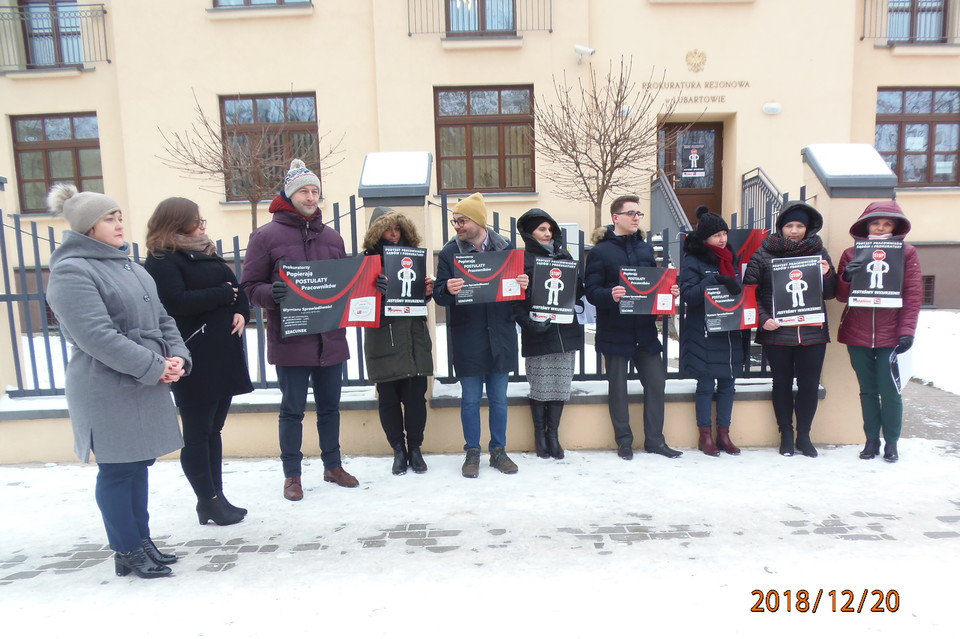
[922,275,936,305]
[18,1,82,68]
[11,113,101,214]
[876,88,959,186]
[446,0,517,36]
[219,93,320,201]
[434,85,534,193]
[887,0,947,43]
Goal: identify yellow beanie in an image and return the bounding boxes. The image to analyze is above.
[453,192,487,228]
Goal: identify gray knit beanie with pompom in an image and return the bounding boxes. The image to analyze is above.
[47,183,121,234]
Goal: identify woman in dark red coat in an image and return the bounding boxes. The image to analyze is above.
[836,201,922,463]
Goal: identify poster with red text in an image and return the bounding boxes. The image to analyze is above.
[453,249,525,305]
[279,256,381,337]
[618,267,678,315]
[704,284,759,332]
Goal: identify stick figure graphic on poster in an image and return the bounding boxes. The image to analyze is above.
[786,269,807,307]
[545,267,564,306]
[868,249,889,289]
[398,256,416,297]
[689,147,700,170]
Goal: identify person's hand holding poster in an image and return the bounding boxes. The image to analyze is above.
[847,240,905,308]
[704,284,759,332]
[453,249,525,304]
[279,256,381,337]
[530,257,578,324]
[770,255,825,325]
[618,267,678,315]
[383,246,428,316]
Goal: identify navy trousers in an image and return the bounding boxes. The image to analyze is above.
[95,460,153,553]
[277,364,343,476]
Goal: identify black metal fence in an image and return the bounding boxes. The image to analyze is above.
[0,3,109,71]
[407,0,553,36]
[861,0,959,44]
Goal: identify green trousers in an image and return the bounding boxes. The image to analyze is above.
[847,345,902,443]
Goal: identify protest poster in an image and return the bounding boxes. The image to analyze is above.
[770,255,825,325]
[382,246,428,317]
[618,267,678,315]
[279,255,381,338]
[453,249,525,305]
[704,284,759,332]
[727,228,768,279]
[529,256,579,324]
[847,240,905,308]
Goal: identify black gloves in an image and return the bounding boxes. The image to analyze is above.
[271,281,288,305]
[842,260,864,282]
[895,335,914,354]
[715,275,741,296]
[375,273,388,295]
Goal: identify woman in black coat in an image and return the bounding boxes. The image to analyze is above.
[516,209,585,459]
[742,201,837,458]
[679,207,744,457]
[144,197,253,526]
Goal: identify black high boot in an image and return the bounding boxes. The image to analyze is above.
[779,427,795,456]
[795,429,818,458]
[391,443,408,475]
[408,447,428,473]
[545,401,565,459]
[883,441,899,463]
[114,547,172,579]
[197,495,244,526]
[859,439,881,460]
[530,399,550,458]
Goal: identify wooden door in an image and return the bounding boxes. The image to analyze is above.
[659,123,724,226]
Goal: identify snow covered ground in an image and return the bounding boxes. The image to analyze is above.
[0,311,957,638]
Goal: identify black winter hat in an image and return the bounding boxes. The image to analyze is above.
[520,208,551,234]
[694,205,728,241]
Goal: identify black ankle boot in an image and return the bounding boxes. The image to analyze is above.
[883,441,899,463]
[779,428,795,456]
[217,491,247,517]
[408,447,428,474]
[115,547,172,578]
[197,495,244,526]
[141,538,177,565]
[530,400,550,458]
[391,443,408,475]
[795,430,818,458]
[859,439,881,460]
[545,401,565,459]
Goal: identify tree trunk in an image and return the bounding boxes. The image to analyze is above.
[250,201,258,233]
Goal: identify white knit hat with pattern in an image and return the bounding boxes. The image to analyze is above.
[282,158,321,198]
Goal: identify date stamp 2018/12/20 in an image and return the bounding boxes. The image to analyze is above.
[751,589,900,614]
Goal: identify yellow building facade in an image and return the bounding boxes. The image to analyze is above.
[1,0,958,462]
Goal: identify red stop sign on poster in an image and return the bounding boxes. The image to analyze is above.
[549,268,561,279]
[873,250,886,261]
[401,257,413,269]
[789,270,803,281]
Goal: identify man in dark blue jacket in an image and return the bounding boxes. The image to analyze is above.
[434,193,528,478]
[585,195,682,460]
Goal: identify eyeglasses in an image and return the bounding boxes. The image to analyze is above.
[450,217,470,228]
[616,210,644,218]
[196,218,207,227]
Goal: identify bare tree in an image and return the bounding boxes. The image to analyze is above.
[159,91,344,232]
[534,58,687,229]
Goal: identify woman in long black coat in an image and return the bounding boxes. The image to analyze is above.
[679,207,744,457]
[144,197,253,526]
[516,209,584,459]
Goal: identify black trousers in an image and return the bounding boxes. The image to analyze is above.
[178,397,232,500]
[763,343,827,433]
[605,351,667,449]
[376,376,428,448]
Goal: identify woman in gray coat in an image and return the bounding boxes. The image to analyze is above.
[46,184,190,579]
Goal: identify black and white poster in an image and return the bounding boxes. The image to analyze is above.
[382,246,428,317]
[770,255,825,326]
[681,143,707,178]
[279,256,381,338]
[704,284,759,332]
[453,249,525,305]
[529,257,578,324]
[847,240,905,308]
[618,267,678,315]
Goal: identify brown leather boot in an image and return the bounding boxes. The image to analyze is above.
[716,427,741,455]
[323,466,359,488]
[283,476,303,501]
[698,428,720,457]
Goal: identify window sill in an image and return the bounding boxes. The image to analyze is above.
[1,66,93,79]
[647,0,755,4]
[441,36,523,51]
[219,198,325,208]
[206,2,313,21]
[879,43,960,57]
[437,192,538,202]
[894,186,960,195]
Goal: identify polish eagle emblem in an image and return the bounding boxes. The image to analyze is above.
[686,49,707,73]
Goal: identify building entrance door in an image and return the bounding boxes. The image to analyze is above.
[659,122,724,226]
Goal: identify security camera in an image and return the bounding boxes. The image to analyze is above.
[574,44,596,56]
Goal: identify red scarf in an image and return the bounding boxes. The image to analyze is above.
[708,244,735,276]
